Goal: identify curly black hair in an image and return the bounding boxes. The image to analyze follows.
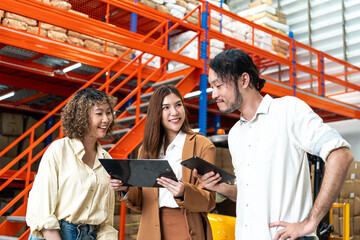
[61,88,117,140]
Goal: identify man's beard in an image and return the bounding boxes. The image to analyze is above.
[219,87,243,114]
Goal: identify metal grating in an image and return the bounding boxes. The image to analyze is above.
[0,45,38,60]
[4,89,39,102]
[28,94,65,106]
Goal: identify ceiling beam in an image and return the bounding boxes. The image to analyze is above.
[0,72,75,97]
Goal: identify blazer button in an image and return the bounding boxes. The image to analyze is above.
[189,230,195,235]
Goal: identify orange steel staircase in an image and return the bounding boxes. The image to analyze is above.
[0,0,359,239]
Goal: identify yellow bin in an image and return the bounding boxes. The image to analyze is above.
[208,214,236,240]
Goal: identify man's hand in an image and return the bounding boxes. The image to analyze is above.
[270,218,317,240]
[193,169,222,192]
[157,177,185,198]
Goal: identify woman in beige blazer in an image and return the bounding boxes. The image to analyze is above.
[110,85,216,240]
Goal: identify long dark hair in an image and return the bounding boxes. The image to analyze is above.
[209,48,266,92]
[140,85,192,159]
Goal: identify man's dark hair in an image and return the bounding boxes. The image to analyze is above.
[209,49,266,92]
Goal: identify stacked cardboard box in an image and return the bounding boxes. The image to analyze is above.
[113,211,141,239]
[0,2,134,59]
[236,0,289,58]
[332,161,360,238]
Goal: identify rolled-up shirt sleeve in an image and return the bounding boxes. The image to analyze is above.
[26,143,60,238]
[288,97,350,161]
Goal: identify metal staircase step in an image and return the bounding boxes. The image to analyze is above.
[152,75,184,89]
[0,236,18,240]
[6,216,26,223]
[101,144,115,150]
[125,102,149,114]
[111,128,130,139]
[140,92,153,102]
[115,114,145,126]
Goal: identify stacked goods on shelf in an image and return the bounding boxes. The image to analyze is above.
[332,161,360,238]
[0,113,51,171]
[0,3,134,59]
[168,30,224,70]
[113,208,141,240]
[236,0,289,58]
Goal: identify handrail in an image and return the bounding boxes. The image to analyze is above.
[329,203,350,240]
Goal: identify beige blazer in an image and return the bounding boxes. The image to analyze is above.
[121,132,216,240]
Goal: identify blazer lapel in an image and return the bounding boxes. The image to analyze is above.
[182,133,196,184]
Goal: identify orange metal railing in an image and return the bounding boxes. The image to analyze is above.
[0,0,359,239]
[0,1,206,238]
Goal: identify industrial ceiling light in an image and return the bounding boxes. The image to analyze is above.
[184,88,213,99]
[62,62,82,73]
[0,91,15,101]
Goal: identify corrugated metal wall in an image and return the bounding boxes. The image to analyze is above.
[227,0,360,68]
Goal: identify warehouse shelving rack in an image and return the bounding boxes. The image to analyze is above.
[0,0,359,239]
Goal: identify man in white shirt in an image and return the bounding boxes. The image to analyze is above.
[194,49,354,239]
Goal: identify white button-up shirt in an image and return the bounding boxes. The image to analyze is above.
[159,131,186,208]
[228,95,350,239]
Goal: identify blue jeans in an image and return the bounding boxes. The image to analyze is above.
[28,220,97,240]
[296,237,317,240]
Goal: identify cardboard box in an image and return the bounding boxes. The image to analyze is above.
[0,157,20,170]
[0,135,19,158]
[347,161,360,180]
[333,213,340,235]
[355,180,360,198]
[354,216,360,235]
[20,137,46,158]
[340,216,353,237]
[340,180,355,199]
[24,116,47,138]
[354,197,360,217]
[0,113,24,136]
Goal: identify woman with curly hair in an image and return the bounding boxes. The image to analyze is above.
[26,88,118,240]
[109,85,216,240]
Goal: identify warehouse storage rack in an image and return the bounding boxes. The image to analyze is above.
[0,0,359,239]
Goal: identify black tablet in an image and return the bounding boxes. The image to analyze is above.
[99,159,178,187]
[181,156,235,183]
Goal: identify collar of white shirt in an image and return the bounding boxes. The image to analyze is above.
[160,131,187,156]
[70,138,103,169]
[239,94,273,124]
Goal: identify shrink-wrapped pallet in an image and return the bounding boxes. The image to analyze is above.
[176,0,188,8]
[164,0,176,3]
[184,0,198,5]
[185,15,198,25]
[35,0,51,4]
[84,39,102,52]
[27,26,48,37]
[249,0,272,8]
[157,4,170,14]
[68,36,84,47]
[51,0,72,10]
[2,18,27,31]
[48,30,68,42]
[41,23,67,33]
[105,46,118,56]
[67,30,83,39]
[170,8,184,18]
[140,0,157,9]
[166,3,186,14]
[151,0,164,4]
[5,12,37,26]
